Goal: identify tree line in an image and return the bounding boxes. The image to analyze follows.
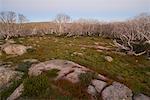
[0,11,150,56]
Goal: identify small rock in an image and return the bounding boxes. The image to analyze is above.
[94,42,99,45]
[81,47,86,50]
[36,41,39,43]
[97,74,109,81]
[22,59,39,63]
[87,85,97,96]
[102,82,133,100]
[92,79,107,93]
[145,72,150,76]
[7,84,24,100]
[2,44,27,55]
[116,75,124,80]
[73,52,83,56]
[26,46,33,49]
[6,39,15,44]
[97,50,103,52]
[104,56,113,62]
[33,44,37,46]
[133,93,150,100]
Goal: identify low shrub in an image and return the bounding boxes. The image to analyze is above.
[54,80,90,99]
[45,69,60,78]
[79,71,98,87]
[22,74,49,97]
[16,61,33,72]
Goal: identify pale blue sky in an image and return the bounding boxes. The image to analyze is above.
[0,0,150,22]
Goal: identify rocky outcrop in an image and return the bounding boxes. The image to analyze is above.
[8,59,149,100]
[28,59,89,83]
[102,82,133,100]
[133,93,150,100]
[91,80,107,93]
[0,67,23,90]
[28,59,135,100]
[7,84,24,100]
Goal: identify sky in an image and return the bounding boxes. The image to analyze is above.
[0,0,150,22]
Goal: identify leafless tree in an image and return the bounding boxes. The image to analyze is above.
[112,13,150,56]
[0,11,28,40]
[54,13,71,35]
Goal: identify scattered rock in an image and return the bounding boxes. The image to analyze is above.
[6,39,16,44]
[7,84,24,100]
[2,44,27,55]
[22,59,39,63]
[26,46,33,49]
[97,74,109,81]
[0,67,23,89]
[87,85,97,96]
[35,40,39,43]
[111,51,126,56]
[94,42,99,45]
[79,45,111,51]
[133,93,150,100]
[91,79,107,93]
[72,52,83,56]
[116,75,124,80]
[104,56,113,62]
[145,72,150,76]
[81,47,86,50]
[97,50,103,52]
[5,59,149,99]
[96,46,111,50]
[102,82,133,100]
[33,44,37,47]
[28,58,134,100]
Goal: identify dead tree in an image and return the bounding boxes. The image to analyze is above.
[54,13,71,35]
[0,11,28,40]
[113,13,150,56]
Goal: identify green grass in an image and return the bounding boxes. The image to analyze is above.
[0,35,150,96]
[79,72,98,87]
[45,69,60,78]
[23,74,50,97]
